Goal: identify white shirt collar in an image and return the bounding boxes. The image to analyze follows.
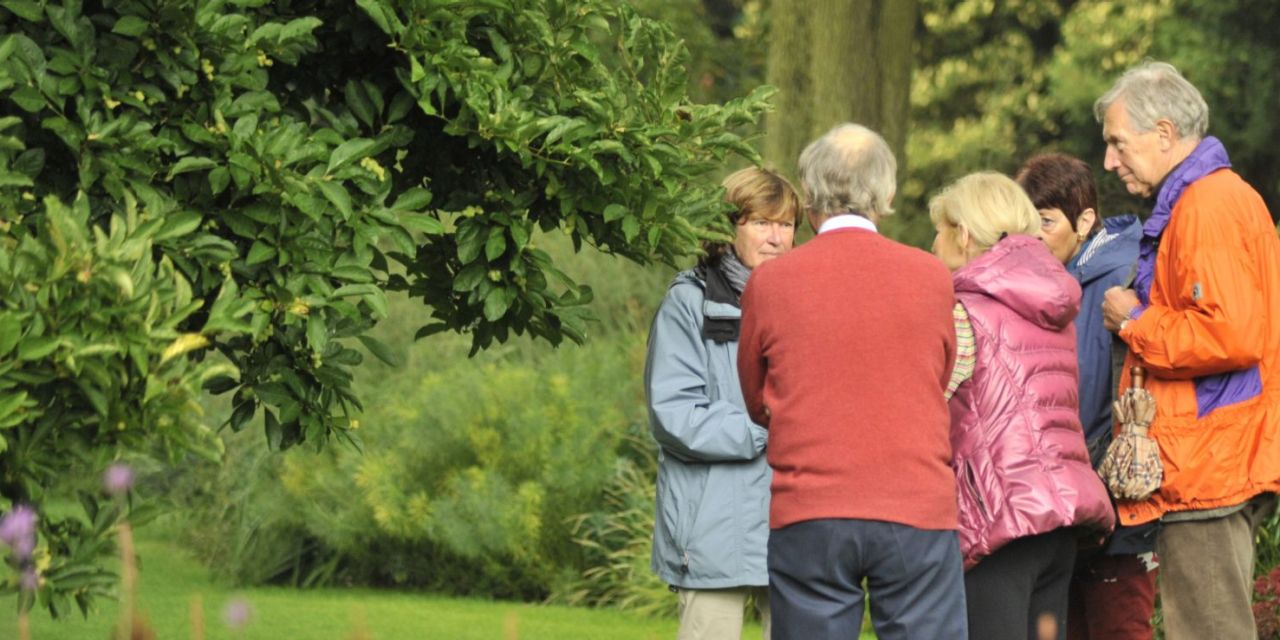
[817,214,878,235]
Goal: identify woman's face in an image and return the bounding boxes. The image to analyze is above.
[1036,207,1079,265]
[932,221,969,272]
[1035,206,1094,265]
[733,213,796,269]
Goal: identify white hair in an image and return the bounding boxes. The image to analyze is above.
[1093,60,1209,139]
[797,123,897,218]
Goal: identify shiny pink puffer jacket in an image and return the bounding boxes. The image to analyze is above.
[950,236,1115,569]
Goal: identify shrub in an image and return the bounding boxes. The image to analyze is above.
[554,441,674,618]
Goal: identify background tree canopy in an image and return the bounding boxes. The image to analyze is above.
[0,0,766,616]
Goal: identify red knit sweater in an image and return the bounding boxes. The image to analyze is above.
[738,228,959,531]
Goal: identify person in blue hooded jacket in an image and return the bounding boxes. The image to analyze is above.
[644,167,801,640]
[1017,153,1155,640]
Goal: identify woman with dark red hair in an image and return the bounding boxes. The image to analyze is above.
[1016,152,1155,640]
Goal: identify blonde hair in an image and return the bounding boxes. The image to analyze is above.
[929,172,1039,256]
[701,167,801,264]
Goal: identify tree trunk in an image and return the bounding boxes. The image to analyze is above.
[764,0,917,177]
[763,1,812,177]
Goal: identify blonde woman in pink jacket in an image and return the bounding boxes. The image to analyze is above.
[930,172,1115,640]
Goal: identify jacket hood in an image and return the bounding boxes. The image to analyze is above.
[1071,214,1142,286]
[953,235,1081,331]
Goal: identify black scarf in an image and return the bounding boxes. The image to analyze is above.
[695,253,748,343]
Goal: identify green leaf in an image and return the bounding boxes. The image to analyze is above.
[306,312,328,354]
[254,382,293,407]
[229,399,256,432]
[452,263,486,292]
[400,213,443,235]
[0,314,21,356]
[167,156,218,179]
[622,216,640,242]
[11,86,45,112]
[456,222,484,263]
[246,240,277,265]
[331,265,373,283]
[329,283,380,299]
[344,80,377,128]
[316,180,353,220]
[209,166,230,195]
[264,409,283,449]
[603,203,627,222]
[483,287,511,321]
[156,211,202,241]
[1,1,44,22]
[326,138,376,174]
[111,15,148,37]
[355,0,402,34]
[0,391,28,424]
[0,170,33,187]
[18,335,60,360]
[357,334,403,367]
[485,229,507,261]
[363,288,388,319]
[203,376,239,395]
[391,187,432,211]
[510,224,530,249]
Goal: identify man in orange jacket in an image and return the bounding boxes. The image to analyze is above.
[1097,61,1280,640]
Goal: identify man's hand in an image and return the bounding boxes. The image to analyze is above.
[1102,286,1141,332]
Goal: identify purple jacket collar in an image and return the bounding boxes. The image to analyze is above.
[1134,136,1231,304]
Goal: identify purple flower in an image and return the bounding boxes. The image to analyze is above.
[223,598,252,630]
[19,567,38,591]
[103,462,134,496]
[0,505,37,560]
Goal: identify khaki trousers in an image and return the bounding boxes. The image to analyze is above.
[676,587,770,640]
[1157,494,1277,640]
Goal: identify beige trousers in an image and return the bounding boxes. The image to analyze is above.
[676,587,770,640]
[1157,494,1277,640]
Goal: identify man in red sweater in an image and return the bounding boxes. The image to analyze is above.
[738,123,967,639]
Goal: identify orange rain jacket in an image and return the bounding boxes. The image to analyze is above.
[1117,137,1280,526]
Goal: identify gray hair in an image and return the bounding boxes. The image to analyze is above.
[797,123,897,218]
[1093,61,1209,140]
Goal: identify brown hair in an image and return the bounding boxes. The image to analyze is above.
[700,167,802,265]
[1014,153,1101,238]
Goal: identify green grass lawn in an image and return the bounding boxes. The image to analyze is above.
[0,534,775,639]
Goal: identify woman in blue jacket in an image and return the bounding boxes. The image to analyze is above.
[1017,153,1155,640]
[644,167,800,640]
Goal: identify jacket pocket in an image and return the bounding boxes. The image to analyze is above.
[962,461,991,524]
[660,461,709,572]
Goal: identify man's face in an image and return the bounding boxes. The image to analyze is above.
[1102,99,1169,198]
[733,214,795,269]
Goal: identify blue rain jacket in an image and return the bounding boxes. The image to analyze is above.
[644,269,769,589]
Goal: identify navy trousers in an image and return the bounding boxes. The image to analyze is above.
[768,518,968,640]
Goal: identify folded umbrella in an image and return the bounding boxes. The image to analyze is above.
[1098,366,1163,501]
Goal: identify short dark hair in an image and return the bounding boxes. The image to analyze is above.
[1014,152,1100,237]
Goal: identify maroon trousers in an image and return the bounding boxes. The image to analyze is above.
[1066,553,1158,640]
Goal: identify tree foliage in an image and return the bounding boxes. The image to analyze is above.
[902,0,1280,246]
[0,0,767,615]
